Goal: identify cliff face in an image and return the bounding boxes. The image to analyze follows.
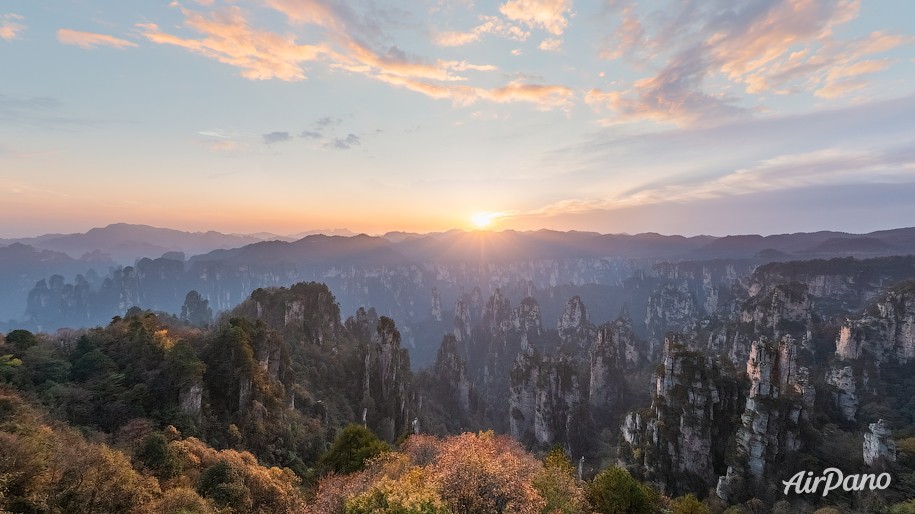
[716,335,812,503]
[433,334,473,413]
[509,340,585,451]
[557,295,595,355]
[621,334,743,495]
[825,282,915,424]
[863,419,897,467]
[512,297,543,337]
[645,283,698,342]
[431,286,442,321]
[835,284,915,363]
[589,318,639,422]
[453,297,472,345]
[360,316,413,441]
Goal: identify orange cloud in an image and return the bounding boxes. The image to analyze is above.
[0,13,25,41]
[593,0,910,126]
[484,82,575,109]
[499,0,572,36]
[141,2,571,110]
[139,7,322,81]
[57,29,137,49]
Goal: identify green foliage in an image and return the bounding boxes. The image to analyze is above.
[320,424,390,474]
[533,465,589,514]
[670,493,712,514]
[181,290,213,327]
[137,432,182,480]
[588,467,658,514]
[5,330,37,355]
[888,500,915,514]
[543,445,576,476]
[197,460,251,508]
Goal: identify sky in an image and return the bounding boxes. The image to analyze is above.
[1,0,915,238]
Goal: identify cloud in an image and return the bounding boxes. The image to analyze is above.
[142,2,570,110]
[331,133,360,149]
[57,29,137,49]
[515,144,915,221]
[484,82,575,109]
[524,94,915,223]
[587,45,748,126]
[538,38,562,52]
[0,13,25,40]
[262,131,292,144]
[434,15,530,46]
[206,140,240,152]
[499,0,572,36]
[139,6,323,81]
[593,0,911,126]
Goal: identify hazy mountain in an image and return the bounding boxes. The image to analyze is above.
[0,223,279,264]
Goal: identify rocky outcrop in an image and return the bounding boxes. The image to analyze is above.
[433,334,473,412]
[557,296,595,355]
[835,283,915,364]
[361,316,413,441]
[483,288,513,334]
[825,365,858,422]
[622,334,742,495]
[179,382,203,416]
[716,336,811,503]
[511,297,543,337]
[453,297,472,344]
[740,283,811,339]
[589,317,641,421]
[509,341,584,450]
[431,287,442,321]
[645,283,698,342]
[863,419,896,467]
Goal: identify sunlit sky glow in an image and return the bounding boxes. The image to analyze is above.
[2,0,915,238]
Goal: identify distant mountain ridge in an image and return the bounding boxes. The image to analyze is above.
[0,223,296,264]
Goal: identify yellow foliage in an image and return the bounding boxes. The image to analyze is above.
[154,329,176,351]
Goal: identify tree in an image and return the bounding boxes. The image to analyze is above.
[197,460,251,510]
[588,467,658,514]
[534,446,589,514]
[345,465,448,514]
[137,432,181,480]
[429,431,545,514]
[5,330,37,355]
[181,291,213,327]
[319,424,390,475]
[670,494,712,514]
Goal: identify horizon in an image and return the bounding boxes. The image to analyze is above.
[3,220,915,242]
[3,1,915,237]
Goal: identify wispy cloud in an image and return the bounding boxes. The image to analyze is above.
[139,6,323,81]
[144,2,570,110]
[593,0,911,126]
[57,29,137,49]
[515,145,915,221]
[0,13,25,41]
[434,15,530,46]
[520,93,915,221]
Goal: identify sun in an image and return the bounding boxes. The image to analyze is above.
[470,211,497,229]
